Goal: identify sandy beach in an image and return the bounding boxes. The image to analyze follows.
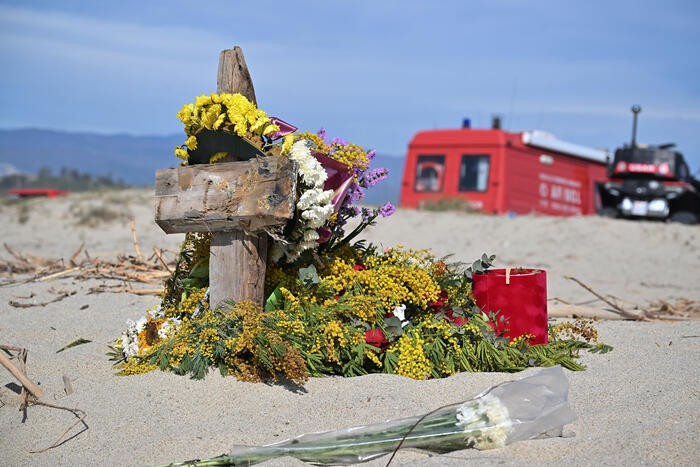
[1,189,699,466]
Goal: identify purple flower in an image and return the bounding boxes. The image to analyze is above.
[361,207,374,223]
[330,136,349,146]
[366,149,376,161]
[340,205,360,219]
[317,226,332,243]
[317,127,327,143]
[362,168,388,188]
[346,183,365,203]
[378,202,395,217]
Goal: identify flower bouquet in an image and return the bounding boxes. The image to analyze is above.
[111,93,611,382]
[162,366,575,466]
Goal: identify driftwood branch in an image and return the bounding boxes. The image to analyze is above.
[131,219,143,262]
[564,276,651,321]
[1,242,177,296]
[9,290,75,308]
[0,346,44,400]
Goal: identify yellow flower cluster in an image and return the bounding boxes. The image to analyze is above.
[279,287,301,313]
[364,347,382,368]
[178,93,278,136]
[322,320,348,363]
[364,245,435,267]
[165,287,207,318]
[322,258,441,311]
[117,359,159,376]
[425,320,461,354]
[174,93,280,161]
[509,334,536,350]
[296,131,370,173]
[345,294,382,325]
[198,328,222,360]
[168,325,198,367]
[394,330,431,380]
[551,318,601,344]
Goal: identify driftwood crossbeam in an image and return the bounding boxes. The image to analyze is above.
[154,47,297,309]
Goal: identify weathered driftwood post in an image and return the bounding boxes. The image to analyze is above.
[154,47,296,309]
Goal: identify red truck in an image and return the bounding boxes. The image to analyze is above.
[399,122,609,215]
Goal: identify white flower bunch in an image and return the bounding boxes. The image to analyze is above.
[119,306,183,358]
[158,317,182,340]
[271,140,334,262]
[457,394,512,449]
[120,316,147,358]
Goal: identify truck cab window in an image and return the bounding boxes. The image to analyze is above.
[459,155,490,191]
[415,155,445,192]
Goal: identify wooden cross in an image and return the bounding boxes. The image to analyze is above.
[154,47,297,309]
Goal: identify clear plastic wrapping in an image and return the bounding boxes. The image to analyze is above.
[178,366,575,466]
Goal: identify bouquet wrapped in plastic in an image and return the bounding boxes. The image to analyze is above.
[167,366,575,466]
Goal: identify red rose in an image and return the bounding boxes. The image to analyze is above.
[444,309,466,326]
[429,289,449,311]
[353,263,366,271]
[364,328,389,350]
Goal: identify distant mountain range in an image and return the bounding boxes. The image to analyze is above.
[0,128,405,205]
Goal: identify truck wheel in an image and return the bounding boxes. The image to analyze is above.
[669,211,698,225]
[597,207,618,218]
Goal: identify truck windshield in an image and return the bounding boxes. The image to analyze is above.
[415,155,445,192]
[459,155,490,191]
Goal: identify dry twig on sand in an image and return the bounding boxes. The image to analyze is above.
[9,289,76,308]
[644,298,700,320]
[563,276,698,321]
[0,345,44,403]
[0,242,175,296]
[564,275,652,321]
[0,345,88,453]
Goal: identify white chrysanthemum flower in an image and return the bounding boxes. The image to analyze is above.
[121,317,147,357]
[158,317,181,339]
[274,140,335,262]
[303,229,320,242]
[147,305,165,320]
[289,140,327,188]
[457,394,512,450]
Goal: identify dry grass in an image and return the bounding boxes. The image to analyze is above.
[418,197,482,213]
[68,201,132,227]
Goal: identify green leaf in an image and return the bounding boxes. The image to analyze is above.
[383,316,404,337]
[188,257,210,279]
[588,344,614,354]
[298,264,320,286]
[265,285,284,311]
[56,338,91,353]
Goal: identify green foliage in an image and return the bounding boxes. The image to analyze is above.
[162,232,211,309]
[464,253,496,280]
[118,235,610,384]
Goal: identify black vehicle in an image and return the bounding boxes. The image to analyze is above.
[597,106,700,224]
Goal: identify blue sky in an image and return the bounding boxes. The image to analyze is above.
[1,1,699,170]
